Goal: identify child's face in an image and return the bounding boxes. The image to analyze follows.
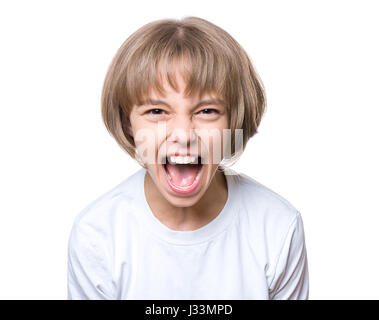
[129,72,229,208]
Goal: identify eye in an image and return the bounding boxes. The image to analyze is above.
[200,108,216,114]
[198,108,220,115]
[145,108,167,116]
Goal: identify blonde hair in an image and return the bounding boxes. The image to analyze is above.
[101,16,266,169]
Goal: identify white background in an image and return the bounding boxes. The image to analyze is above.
[0,0,378,299]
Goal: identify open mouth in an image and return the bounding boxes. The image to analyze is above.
[162,156,204,194]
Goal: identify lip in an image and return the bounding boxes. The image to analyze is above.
[161,162,205,195]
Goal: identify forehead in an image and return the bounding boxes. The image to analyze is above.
[148,89,220,103]
[143,82,225,107]
[149,71,222,102]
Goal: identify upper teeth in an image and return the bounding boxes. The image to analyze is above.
[167,156,198,164]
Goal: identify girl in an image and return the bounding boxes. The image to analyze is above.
[67,16,309,300]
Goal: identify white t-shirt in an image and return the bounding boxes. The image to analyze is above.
[67,167,309,300]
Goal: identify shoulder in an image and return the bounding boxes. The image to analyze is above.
[69,168,145,247]
[226,168,303,249]
[228,168,300,223]
[226,168,306,280]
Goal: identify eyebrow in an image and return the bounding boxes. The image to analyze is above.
[138,98,225,109]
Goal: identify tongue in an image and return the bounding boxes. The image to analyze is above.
[166,164,199,187]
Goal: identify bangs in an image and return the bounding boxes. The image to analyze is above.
[116,24,238,113]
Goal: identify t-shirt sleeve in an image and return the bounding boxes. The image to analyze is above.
[67,220,115,300]
[268,211,309,300]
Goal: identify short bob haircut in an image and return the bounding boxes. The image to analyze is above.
[101,16,266,170]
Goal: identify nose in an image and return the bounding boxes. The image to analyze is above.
[167,114,197,147]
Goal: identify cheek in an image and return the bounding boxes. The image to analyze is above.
[133,128,160,164]
[211,133,225,163]
[198,129,225,164]
[211,119,229,162]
